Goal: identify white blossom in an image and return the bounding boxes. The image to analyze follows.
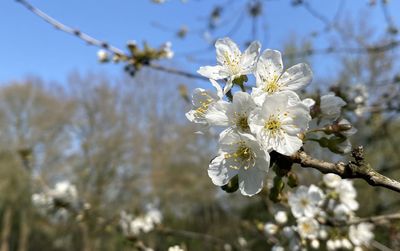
[145,207,163,226]
[249,91,311,155]
[208,131,270,196]
[186,79,223,125]
[198,37,261,94]
[32,180,78,215]
[205,91,256,133]
[296,217,319,239]
[119,208,163,237]
[50,181,78,205]
[335,180,359,211]
[251,49,312,105]
[349,223,374,247]
[288,185,324,218]
[333,204,353,220]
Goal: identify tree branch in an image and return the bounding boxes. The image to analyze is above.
[15,0,206,80]
[290,146,400,193]
[348,212,400,225]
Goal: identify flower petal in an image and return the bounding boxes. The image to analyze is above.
[197,65,229,80]
[223,78,234,94]
[302,98,316,108]
[238,167,265,196]
[205,101,230,126]
[255,49,283,87]
[320,93,346,120]
[240,41,261,74]
[276,134,303,156]
[231,92,256,115]
[208,154,238,186]
[215,37,241,65]
[278,63,312,91]
[209,79,224,99]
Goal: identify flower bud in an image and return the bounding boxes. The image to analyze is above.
[310,239,320,249]
[97,50,109,62]
[274,211,288,225]
[326,240,335,250]
[264,223,278,236]
[319,229,328,240]
[341,238,352,249]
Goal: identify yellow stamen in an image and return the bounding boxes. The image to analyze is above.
[194,93,213,118]
[235,113,250,132]
[264,115,282,134]
[224,142,255,170]
[223,51,240,74]
[262,75,280,94]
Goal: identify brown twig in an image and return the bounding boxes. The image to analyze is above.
[15,0,206,80]
[348,212,400,225]
[290,146,400,193]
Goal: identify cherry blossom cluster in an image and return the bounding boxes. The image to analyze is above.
[186,37,356,196]
[32,180,80,219]
[264,174,374,251]
[119,206,163,238]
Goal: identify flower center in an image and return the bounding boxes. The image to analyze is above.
[236,115,250,132]
[224,142,255,170]
[194,94,213,118]
[300,222,312,234]
[223,51,240,74]
[262,75,280,94]
[300,198,309,207]
[264,116,282,134]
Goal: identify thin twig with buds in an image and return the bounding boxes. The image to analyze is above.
[15,0,206,80]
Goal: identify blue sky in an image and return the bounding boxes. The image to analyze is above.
[1,0,399,85]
